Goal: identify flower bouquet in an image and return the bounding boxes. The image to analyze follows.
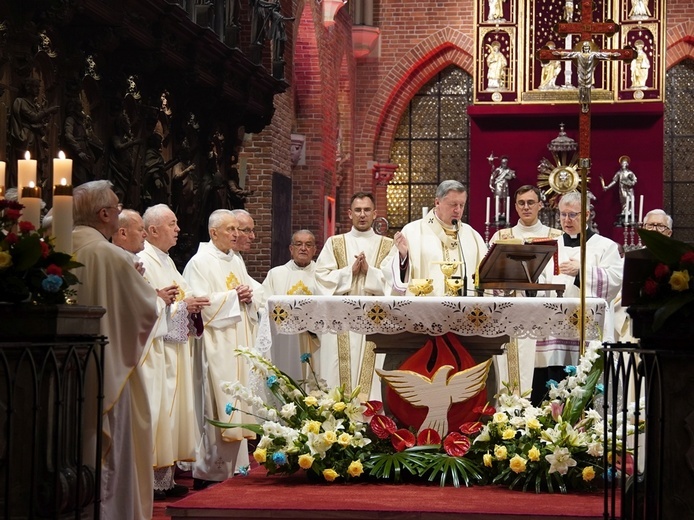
[0,199,81,304]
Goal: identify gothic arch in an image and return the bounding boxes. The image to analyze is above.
[666,21,694,68]
[360,28,474,162]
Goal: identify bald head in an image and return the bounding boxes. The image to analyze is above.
[112,209,146,254]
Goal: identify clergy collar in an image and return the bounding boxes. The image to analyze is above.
[349,227,376,238]
[147,241,170,263]
[515,220,544,233]
[291,260,313,270]
[563,229,595,247]
[433,210,456,231]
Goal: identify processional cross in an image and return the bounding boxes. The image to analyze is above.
[537,0,634,351]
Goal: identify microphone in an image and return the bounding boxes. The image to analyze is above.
[450,219,468,296]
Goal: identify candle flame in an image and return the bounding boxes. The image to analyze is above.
[61,178,67,186]
[28,181,35,188]
[24,151,31,160]
[58,150,66,160]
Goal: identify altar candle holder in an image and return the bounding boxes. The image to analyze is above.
[53,179,74,254]
[20,182,42,229]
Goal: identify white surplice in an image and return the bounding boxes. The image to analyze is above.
[72,225,159,520]
[262,260,319,381]
[384,210,488,297]
[183,241,261,481]
[536,232,623,367]
[315,228,395,400]
[137,241,198,468]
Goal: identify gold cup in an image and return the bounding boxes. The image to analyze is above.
[445,276,464,296]
[408,278,434,296]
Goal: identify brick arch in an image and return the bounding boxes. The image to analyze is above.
[360,28,474,162]
[666,21,694,68]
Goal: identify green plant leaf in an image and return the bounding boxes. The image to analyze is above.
[638,228,694,265]
[206,418,263,436]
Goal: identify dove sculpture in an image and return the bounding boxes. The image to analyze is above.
[377,359,493,437]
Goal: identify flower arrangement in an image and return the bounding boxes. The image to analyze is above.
[215,342,632,493]
[0,199,81,304]
[637,228,694,331]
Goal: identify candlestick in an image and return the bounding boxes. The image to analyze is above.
[422,206,428,219]
[0,160,5,199]
[53,180,74,254]
[53,151,73,186]
[485,197,490,224]
[638,195,644,224]
[20,182,42,229]
[18,151,37,203]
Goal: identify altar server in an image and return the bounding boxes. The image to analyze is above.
[315,192,396,400]
[72,180,158,520]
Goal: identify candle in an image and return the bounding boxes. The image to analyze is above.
[485,197,490,224]
[421,206,428,219]
[638,195,644,223]
[0,160,5,199]
[53,178,73,254]
[18,151,37,203]
[53,150,73,186]
[20,181,42,229]
[494,196,499,223]
[506,196,510,220]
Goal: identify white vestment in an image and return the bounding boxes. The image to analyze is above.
[72,226,159,520]
[183,242,262,481]
[489,221,563,395]
[536,232,623,367]
[137,241,198,469]
[262,260,320,382]
[315,228,395,400]
[384,210,488,297]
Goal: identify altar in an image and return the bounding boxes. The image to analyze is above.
[262,295,607,397]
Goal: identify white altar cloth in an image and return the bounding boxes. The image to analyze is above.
[259,296,606,381]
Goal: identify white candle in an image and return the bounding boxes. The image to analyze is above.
[20,181,42,229]
[52,179,73,254]
[53,151,73,186]
[18,151,37,203]
[506,196,510,219]
[495,196,499,222]
[422,206,428,219]
[638,195,644,223]
[485,197,490,224]
[0,160,5,199]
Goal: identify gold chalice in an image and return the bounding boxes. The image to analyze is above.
[408,278,434,296]
[433,261,463,278]
[445,276,465,297]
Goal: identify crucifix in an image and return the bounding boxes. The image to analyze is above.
[537,0,634,353]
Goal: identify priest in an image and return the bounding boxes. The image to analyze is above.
[72,180,159,520]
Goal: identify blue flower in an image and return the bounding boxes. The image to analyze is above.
[266,375,278,388]
[272,451,287,466]
[225,403,234,415]
[564,365,577,376]
[41,274,63,293]
[300,353,312,363]
[595,383,604,395]
[237,465,250,476]
[546,379,558,389]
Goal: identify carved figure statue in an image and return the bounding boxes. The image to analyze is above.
[563,0,574,21]
[268,3,294,63]
[63,97,103,186]
[603,155,637,224]
[539,42,562,90]
[486,42,507,90]
[142,133,171,207]
[628,0,651,19]
[553,41,621,113]
[487,0,505,21]
[630,40,650,89]
[172,142,197,230]
[107,111,142,207]
[489,156,516,200]
[85,55,100,80]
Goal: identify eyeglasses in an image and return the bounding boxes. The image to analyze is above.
[559,212,580,220]
[239,227,255,235]
[642,222,670,232]
[291,242,315,249]
[99,203,123,213]
[516,201,538,208]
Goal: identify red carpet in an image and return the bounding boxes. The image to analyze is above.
[161,468,609,520]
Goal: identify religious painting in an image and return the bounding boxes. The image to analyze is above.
[324,196,336,239]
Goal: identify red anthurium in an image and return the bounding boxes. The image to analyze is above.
[391,429,416,452]
[370,415,397,439]
[363,400,383,418]
[473,403,495,416]
[416,428,441,446]
[46,264,63,276]
[443,432,471,457]
[459,421,484,435]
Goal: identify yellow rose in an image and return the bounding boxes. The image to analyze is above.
[332,402,346,412]
[669,270,691,292]
[347,460,364,477]
[526,417,541,430]
[509,454,527,474]
[494,444,508,461]
[338,432,353,446]
[0,251,12,270]
[322,468,339,482]
[298,453,314,469]
[582,466,596,482]
[492,412,508,424]
[304,395,318,407]
[323,430,337,444]
[305,420,321,434]
[253,448,267,464]
[527,446,541,462]
[502,428,516,440]
[483,453,493,467]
